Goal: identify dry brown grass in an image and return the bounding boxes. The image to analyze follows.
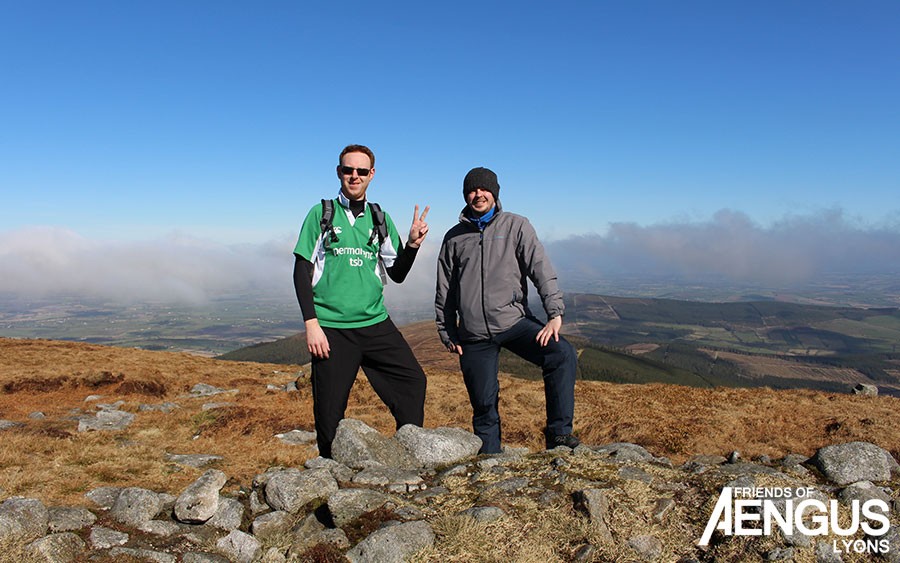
[424,452,895,563]
[412,454,618,562]
[0,539,43,563]
[1,334,900,511]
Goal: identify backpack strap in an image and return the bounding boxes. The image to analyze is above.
[367,202,388,247]
[366,202,389,284]
[320,199,339,247]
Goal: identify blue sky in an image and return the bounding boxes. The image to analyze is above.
[2,1,899,303]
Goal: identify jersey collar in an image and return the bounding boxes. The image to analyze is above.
[337,190,367,209]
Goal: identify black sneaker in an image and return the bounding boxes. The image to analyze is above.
[546,433,580,450]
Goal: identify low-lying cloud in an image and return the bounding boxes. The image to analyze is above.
[0,227,294,304]
[2,209,898,307]
[0,226,441,310]
[548,209,900,286]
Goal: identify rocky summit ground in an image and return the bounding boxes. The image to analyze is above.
[1,333,899,562]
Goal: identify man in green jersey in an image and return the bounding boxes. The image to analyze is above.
[293,144,430,458]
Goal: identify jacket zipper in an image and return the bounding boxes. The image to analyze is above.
[479,228,493,340]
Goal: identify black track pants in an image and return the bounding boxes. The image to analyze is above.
[310,318,426,458]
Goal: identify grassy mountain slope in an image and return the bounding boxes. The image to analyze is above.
[2,336,900,510]
[217,332,310,365]
[218,305,900,395]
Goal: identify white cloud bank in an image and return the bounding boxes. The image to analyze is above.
[0,227,294,303]
[2,209,898,306]
[548,209,900,285]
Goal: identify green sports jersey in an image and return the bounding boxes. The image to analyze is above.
[294,196,402,329]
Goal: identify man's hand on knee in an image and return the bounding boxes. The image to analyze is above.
[536,316,562,347]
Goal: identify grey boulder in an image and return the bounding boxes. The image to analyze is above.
[811,442,899,486]
[345,520,435,563]
[394,424,482,468]
[175,469,227,523]
[0,497,49,542]
[110,487,162,527]
[264,468,338,513]
[332,419,416,470]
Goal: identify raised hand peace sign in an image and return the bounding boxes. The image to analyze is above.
[407,204,430,248]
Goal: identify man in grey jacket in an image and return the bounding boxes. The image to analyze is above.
[435,167,578,454]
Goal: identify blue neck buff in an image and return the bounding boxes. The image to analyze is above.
[468,205,497,231]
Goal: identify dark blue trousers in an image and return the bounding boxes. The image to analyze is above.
[459,317,576,454]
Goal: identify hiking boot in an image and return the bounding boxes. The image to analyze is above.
[546,433,580,450]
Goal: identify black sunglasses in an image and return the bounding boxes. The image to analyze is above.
[339,166,371,177]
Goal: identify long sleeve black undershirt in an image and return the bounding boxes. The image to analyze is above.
[293,243,419,321]
[293,257,317,321]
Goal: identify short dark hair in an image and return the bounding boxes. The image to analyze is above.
[339,144,375,168]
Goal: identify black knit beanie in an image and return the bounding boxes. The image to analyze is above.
[463,167,500,202]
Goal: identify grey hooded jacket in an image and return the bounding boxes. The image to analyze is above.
[435,203,564,346]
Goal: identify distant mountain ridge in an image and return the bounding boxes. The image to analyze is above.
[563,293,900,395]
[218,295,900,396]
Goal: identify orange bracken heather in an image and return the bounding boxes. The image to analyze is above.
[1,330,899,507]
